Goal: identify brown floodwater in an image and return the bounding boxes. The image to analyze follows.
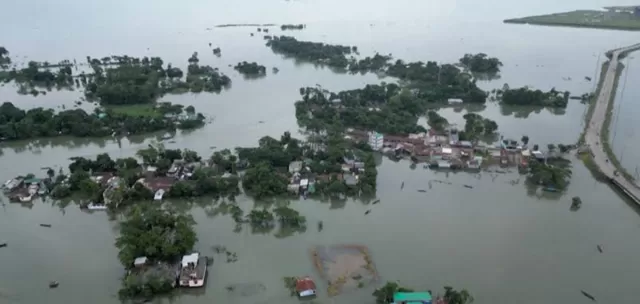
[2,0,640,303]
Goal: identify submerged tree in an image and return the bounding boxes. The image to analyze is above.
[115,206,197,267]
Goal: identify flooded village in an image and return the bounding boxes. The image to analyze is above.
[4,1,640,304]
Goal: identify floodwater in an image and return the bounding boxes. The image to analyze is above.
[2,0,640,303]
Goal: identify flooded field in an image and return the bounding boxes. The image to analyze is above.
[312,245,379,296]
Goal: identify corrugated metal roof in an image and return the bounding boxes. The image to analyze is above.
[394,292,432,301]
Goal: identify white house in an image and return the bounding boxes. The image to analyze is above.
[368,131,384,151]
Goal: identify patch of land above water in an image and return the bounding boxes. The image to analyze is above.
[504,10,640,31]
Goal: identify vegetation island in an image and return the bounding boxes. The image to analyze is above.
[0,49,231,96]
[499,87,570,108]
[280,24,305,30]
[0,101,205,141]
[504,7,640,31]
[233,61,267,77]
[459,53,502,74]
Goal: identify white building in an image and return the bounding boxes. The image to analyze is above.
[179,252,207,288]
[368,131,384,151]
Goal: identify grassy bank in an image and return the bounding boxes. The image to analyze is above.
[504,10,640,31]
[600,62,636,182]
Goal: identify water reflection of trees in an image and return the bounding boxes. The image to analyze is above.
[425,102,487,113]
[500,104,566,118]
[1,132,166,154]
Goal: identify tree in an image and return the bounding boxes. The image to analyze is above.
[443,286,474,304]
[242,162,289,199]
[373,282,414,304]
[527,161,572,190]
[115,206,197,267]
[547,143,556,151]
[521,135,529,145]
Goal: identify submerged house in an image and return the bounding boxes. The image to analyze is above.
[128,256,178,290]
[295,276,317,298]
[178,252,207,288]
[393,292,432,304]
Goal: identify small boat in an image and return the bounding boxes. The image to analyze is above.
[364,210,371,215]
[417,189,427,193]
[0,243,7,248]
[400,181,405,190]
[39,224,52,228]
[463,185,473,189]
[597,245,603,253]
[372,199,380,205]
[580,290,596,302]
[49,281,59,288]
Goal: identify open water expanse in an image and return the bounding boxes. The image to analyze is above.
[2,0,640,303]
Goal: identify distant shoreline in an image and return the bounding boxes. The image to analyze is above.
[504,9,640,31]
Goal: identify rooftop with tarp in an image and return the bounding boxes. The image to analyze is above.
[393,291,433,304]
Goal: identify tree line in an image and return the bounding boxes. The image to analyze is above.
[0,102,205,141]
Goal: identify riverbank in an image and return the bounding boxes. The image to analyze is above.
[504,10,640,31]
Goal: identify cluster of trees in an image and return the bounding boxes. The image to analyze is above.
[0,102,204,141]
[526,157,572,191]
[234,61,267,76]
[2,51,232,98]
[245,205,307,234]
[0,46,10,67]
[266,36,355,68]
[459,53,502,74]
[0,60,74,94]
[116,206,197,298]
[386,60,487,103]
[427,110,449,132]
[280,24,305,30]
[295,84,432,134]
[373,281,473,304]
[460,113,498,140]
[237,131,378,199]
[501,87,570,108]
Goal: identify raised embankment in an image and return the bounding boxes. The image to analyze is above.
[585,43,640,206]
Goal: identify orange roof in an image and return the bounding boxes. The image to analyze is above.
[295,277,316,292]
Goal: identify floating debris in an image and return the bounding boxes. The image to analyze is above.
[580,290,596,302]
[463,185,473,189]
[400,181,405,190]
[49,281,59,288]
[364,210,371,215]
[39,224,52,228]
[258,121,265,124]
[597,245,603,253]
[317,221,323,232]
[372,199,380,205]
[0,243,7,248]
[571,196,582,211]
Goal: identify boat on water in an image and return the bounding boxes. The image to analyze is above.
[179,252,207,288]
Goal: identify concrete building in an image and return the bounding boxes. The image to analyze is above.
[368,131,384,151]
